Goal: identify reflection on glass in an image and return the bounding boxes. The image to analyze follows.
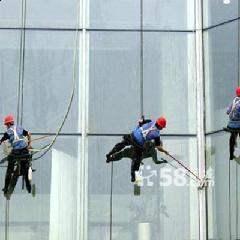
[0,30,20,132]
[3,136,81,240]
[143,32,196,134]
[203,0,238,28]
[206,133,240,239]
[22,30,80,133]
[204,21,238,132]
[89,32,141,134]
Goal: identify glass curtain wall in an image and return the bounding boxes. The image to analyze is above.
[1,0,239,240]
[0,0,82,240]
[88,1,199,240]
[203,0,240,239]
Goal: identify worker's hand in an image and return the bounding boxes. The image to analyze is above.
[28,145,33,150]
[164,150,169,156]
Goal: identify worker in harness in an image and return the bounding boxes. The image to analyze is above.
[226,87,240,160]
[107,140,168,164]
[106,116,169,182]
[0,114,32,196]
[107,117,167,164]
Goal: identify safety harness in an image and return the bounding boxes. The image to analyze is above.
[229,97,240,120]
[140,122,159,140]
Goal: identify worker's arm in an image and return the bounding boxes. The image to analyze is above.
[0,133,9,145]
[226,104,232,115]
[156,145,169,155]
[155,138,169,155]
[23,130,32,148]
[138,116,151,127]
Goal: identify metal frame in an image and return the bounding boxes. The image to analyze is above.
[79,0,89,238]
[196,0,207,240]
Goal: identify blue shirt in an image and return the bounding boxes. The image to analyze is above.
[132,121,161,146]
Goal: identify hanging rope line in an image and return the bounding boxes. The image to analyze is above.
[17,0,27,126]
[166,153,201,182]
[32,1,81,161]
[109,162,113,240]
[4,1,26,237]
[5,199,9,240]
[20,0,27,126]
[161,157,199,183]
[140,0,144,115]
[31,135,53,143]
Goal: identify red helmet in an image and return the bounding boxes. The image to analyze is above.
[4,114,14,125]
[156,117,167,128]
[236,87,240,97]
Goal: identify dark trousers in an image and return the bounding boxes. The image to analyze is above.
[4,148,31,193]
[108,134,143,180]
[229,132,240,160]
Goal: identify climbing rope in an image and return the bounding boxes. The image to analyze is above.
[17,0,27,126]
[109,162,113,240]
[5,199,9,240]
[32,1,81,161]
[163,153,209,189]
[140,0,144,115]
[31,135,53,143]
[161,157,199,183]
[167,153,201,181]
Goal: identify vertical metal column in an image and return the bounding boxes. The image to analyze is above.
[79,0,89,238]
[237,2,240,237]
[195,0,207,240]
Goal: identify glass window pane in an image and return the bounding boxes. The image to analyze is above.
[88,136,112,239]
[143,0,195,30]
[204,22,238,132]
[0,30,20,132]
[22,30,80,133]
[26,0,80,28]
[0,1,22,27]
[143,32,196,134]
[111,137,199,240]
[89,32,141,134]
[5,136,81,240]
[206,133,232,239]
[90,0,140,29]
[203,0,239,28]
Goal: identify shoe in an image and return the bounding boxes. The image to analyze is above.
[2,188,9,199]
[4,193,10,200]
[106,154,112,163]
[131,176,136,182]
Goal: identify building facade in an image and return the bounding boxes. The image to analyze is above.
[0,0,239,239]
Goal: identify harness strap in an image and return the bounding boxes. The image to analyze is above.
[230,97,240,118]
[140,122,157,140]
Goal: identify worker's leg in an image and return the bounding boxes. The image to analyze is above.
[2,158,15,193]
[110,147,135,162]
[21,160,32,193]
[106,135,132,161]
[130,148,143,182]
[230,132,237,160]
